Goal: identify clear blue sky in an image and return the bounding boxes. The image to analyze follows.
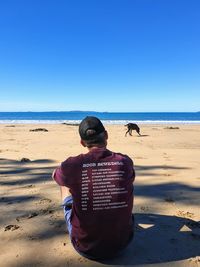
[0,0,200,112]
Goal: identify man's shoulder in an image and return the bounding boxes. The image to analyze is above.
[61,152,90,167]
[113,150,132,160]
[62,153,83,164]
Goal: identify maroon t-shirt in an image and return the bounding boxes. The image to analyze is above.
[54,147,135,258]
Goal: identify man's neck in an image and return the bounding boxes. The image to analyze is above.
[88,145,107,152]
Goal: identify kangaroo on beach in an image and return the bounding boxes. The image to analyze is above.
[125,123,141,136]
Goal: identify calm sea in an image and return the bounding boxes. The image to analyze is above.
[0,112,200,124]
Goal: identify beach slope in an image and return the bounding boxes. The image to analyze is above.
[0,124,200,267]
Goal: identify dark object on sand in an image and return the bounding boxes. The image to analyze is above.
[28,212,38,219]
[164,196,175,203]
[29,128,48,132]
[20,158,31,162]
[125,123,141,136]
[164,127,180,130]
[62,123,79,126]
[4,224,20,231]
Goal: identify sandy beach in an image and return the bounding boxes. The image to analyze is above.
[0,123,200,267]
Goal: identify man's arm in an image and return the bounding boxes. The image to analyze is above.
[60,186,71,202]
[52,169,56,181]
[52,168,71,202]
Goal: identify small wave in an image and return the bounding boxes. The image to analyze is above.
[0,120,200,125]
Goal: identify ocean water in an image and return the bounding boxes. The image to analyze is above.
[0,111,200,124]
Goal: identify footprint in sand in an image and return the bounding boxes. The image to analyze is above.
[38,198,52,204]
[27,235,39,240]
[4,224,20,231]
[140,206,149,211]
[40,208,55,215]
[189,257,200,263]
[27,212,38,219]
[21,184,35,189]
[164,196,175,203]
[16,208,55,223]
[16,212,38,222]
[49,220,64,229]
[176,210,194,219]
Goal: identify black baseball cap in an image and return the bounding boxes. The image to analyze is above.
[79,116,105,140]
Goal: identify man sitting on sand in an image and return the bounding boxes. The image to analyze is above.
[53,116,135,260]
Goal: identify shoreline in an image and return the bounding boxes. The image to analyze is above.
[1,120,200,125]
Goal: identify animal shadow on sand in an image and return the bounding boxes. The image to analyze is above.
[137,134,149,137]
[100,213,200,265]
[126,134,149,137]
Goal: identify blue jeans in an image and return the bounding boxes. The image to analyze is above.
[62,196,73,237]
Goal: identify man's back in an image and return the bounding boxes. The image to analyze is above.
[54,147,135,259]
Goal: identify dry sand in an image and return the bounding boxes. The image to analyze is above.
[0,123,200,267]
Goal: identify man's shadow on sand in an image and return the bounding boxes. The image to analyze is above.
[100,213,200,265]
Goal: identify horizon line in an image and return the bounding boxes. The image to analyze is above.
[0,110,199,113]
